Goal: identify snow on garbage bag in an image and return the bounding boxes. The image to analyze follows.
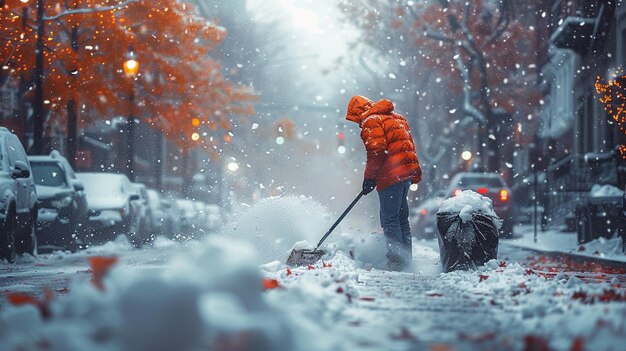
[436,190,502,273]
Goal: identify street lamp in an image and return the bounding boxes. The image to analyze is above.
[123,47,139,181]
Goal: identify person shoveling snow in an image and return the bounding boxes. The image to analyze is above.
[344,96,422,271]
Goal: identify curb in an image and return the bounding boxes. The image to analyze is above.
[501,242,626,268]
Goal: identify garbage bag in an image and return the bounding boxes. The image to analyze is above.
[436,211,499,273]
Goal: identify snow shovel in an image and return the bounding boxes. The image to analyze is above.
[286,191,364,266]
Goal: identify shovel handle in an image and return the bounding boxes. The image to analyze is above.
[315,191,365,250]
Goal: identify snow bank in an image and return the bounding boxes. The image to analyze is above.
[0,237,294,351]
[221,196,332,263]
[590,184,624,198]
[438,190,499,222]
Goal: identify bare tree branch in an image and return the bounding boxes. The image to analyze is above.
[454,48,486,125]
[43,0,139,21]
[423,29,455,44]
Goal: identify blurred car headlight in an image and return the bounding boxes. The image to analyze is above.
[51,196,73,208]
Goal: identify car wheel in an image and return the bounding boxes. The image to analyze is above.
[16,209,37,256]
[0,207,17,263]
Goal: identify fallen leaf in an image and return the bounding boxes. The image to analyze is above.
[359,296,375,302]
[7,292,51,319]
[499,261,507,268]
[87,256,118,290]
[570,337,584,351]
[286,268,292,276]
[262,278,280,290]
[479,275,489,282]
[523,335,552,351]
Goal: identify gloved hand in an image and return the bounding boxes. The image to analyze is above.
[362,178,376,195]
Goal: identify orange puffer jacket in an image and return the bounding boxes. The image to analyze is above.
[346,96,422,191]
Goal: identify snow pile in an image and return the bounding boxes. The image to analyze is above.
[0,237,294,351]
[440,260,626,350]
[438,190,499,222]
[222,196,332,263]
[590,184,624,198]
[578,235,624,258]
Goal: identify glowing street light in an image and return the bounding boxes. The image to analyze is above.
[461,150,473,161]
[123,50,139,78]
[191,132,200,141]
[227,162,240,172]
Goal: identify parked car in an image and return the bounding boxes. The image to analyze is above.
[76,172,141,245]
[204,203,223,232]
[411,195,444,239]
[145,189,166,235]
[130,182,152,242]
[159,196,182,239]
[0,127,38,262]
[28,153,86,249]
[445,172,514,237]
[49,150,88,227]
[176,199,203,235]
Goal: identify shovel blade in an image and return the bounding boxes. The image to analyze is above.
[286,249,325,266]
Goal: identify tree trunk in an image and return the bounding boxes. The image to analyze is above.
[32,0,45,155]
[66,99,77,167]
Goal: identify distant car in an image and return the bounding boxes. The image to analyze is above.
[176,199,203,235]
[204,203,223,232]
[49,150,88,226]
[28,154,86,249]
[0,127,38,262]
[145,189,166,235]
[159,196,181,239]
[445,172,513,237]
[76,172,141,245]
[411,196,444,239]
[130,183,152,242]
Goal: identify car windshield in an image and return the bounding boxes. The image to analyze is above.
[456,176,505,188]
[31,162,67,187]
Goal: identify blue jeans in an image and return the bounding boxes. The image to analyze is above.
[378,181,412,269]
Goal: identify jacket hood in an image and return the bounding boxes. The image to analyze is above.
[346,96,395,125]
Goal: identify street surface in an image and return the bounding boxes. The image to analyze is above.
[2,232,625,350]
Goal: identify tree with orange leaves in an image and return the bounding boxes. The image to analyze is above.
[1,0,254,159]
[340,0,539,172]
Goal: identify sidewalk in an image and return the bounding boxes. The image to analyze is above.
[502,224,626,264]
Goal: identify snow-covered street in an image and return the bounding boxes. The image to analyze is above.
[2,229,625,351]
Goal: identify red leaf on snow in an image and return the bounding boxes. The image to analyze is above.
[322,261,332,268]
[499,261,507,268]
[7,292,51,319]
[262,278,280,290]
[87,256,118,290]
[570,337,584,351]
[525,269,535,275]
[286,268,292,276]
[391,327,417,341]
[578,245,586,252]
[307,265,315,270]
[359,296,375,302]
[336,287,344,293]
[479,275,489,282]
[523,335,552,351]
